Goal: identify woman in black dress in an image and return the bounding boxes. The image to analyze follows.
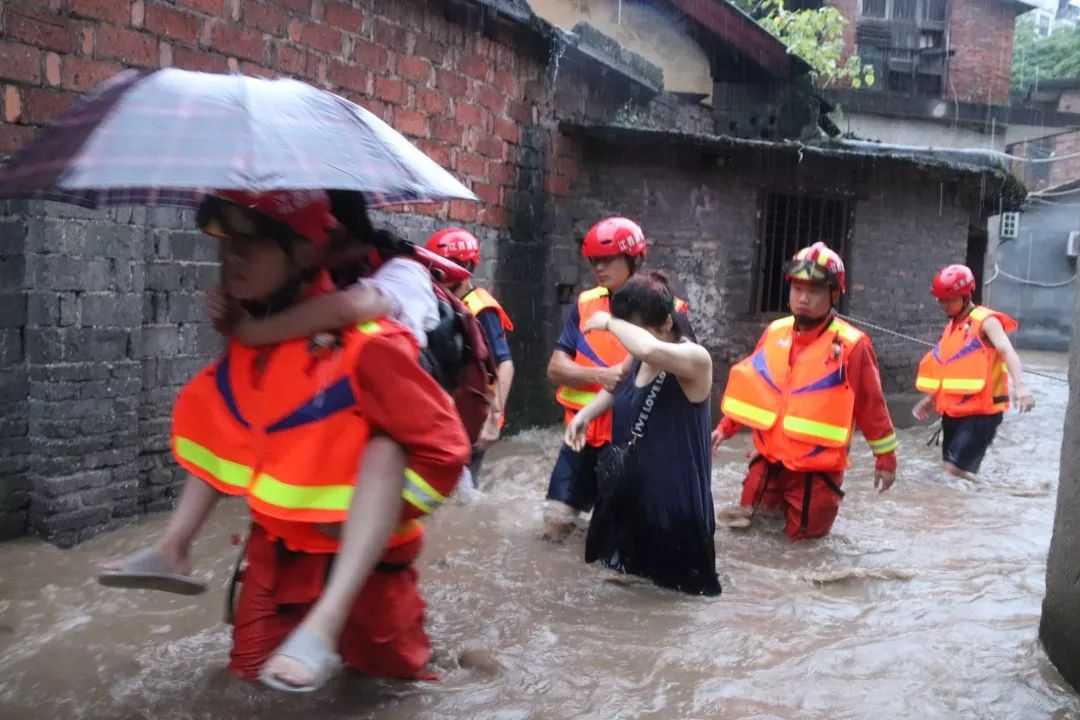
[565,272,720,596]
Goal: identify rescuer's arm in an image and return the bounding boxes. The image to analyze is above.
[475,308,515,448]
[711,329,770,451]
[711,416,743,452]
[547,303,627,390]
[982,316,1035,413]
[850,338,898,492]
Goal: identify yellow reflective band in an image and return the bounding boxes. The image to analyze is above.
[175,437,252,489]
[721,397,777,428]
[838,324,863,344]
[463,294,484,315]
[770,316,796,331]
[783,415,850,443]
[942,378,985,392]
[251,474,353,511]
[557,386,597,407]
[357,320,382,335]
[868,433,899,455]
[579,286,609,303]
[915,376,941,392]
[970,306,991,321]
[403,468,444,515]
[1000,363,1009,373]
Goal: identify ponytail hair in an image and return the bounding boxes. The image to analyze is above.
[324,189,419,286]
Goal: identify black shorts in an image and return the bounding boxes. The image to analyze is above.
[941,412,1003,474]
[546,443,603,512]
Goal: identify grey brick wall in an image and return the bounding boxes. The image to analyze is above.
[0,210,30,539]
[0,201,221,546]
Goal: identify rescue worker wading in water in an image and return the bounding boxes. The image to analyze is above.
[171,190,469,690]
[913,264,1035,483]
[713,242,899,541]
[544,217,689,538]
[426,228,515,488]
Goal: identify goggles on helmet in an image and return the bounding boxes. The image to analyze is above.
[196,195,299,243]
[785,258,837,286]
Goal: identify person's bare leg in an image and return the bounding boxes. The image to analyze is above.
[262,436,407,688]
[542,500,577,541]
[943,462,980,483]
[100,476,221,575]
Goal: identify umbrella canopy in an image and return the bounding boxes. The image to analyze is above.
[0,68,476,208]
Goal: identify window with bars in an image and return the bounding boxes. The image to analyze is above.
[755,194,853,314]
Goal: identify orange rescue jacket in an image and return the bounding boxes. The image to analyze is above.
[721,316,897,472]
[915,305,1016,417]
[462,287,513,331]
[555,286,688,446]
[171,319,439,554]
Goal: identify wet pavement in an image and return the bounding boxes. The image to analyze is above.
[0,352,1077,719]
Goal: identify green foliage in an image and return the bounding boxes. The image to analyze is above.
[737,0,875,88]
[1012,16,1080,92]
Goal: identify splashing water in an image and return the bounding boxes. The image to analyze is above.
[0,353,1077,719]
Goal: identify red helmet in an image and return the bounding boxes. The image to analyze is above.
[785,242,846,294]
[581,217,647,259]
[931,264,976,299]
[200,189,339,246]
[425,227,481,265]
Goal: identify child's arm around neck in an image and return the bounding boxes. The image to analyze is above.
[232,286,392,346]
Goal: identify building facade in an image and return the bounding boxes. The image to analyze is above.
[0,0,1019,544]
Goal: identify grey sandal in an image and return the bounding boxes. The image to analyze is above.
[259,627,342,693]
[96,546,207,595]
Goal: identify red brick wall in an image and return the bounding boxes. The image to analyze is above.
[830,0,860,77]
[946,0,1016,105]
[826,0,1017,104]
[0,0,552,230]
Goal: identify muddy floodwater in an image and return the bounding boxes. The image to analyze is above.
[1,353,1078,719]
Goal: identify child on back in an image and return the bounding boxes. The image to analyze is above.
[98,190,447,595]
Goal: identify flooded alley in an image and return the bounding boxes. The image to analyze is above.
[0,353,1076,720]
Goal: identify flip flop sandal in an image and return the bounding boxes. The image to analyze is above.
[97,546,207,596]
[717,506,754,528]
[259,627,342,693]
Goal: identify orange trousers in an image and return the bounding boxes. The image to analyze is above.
[228,523,433,681]
[739,457,846,541]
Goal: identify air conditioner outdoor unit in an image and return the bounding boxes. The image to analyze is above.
[1067,231,1080,259]
[1000,211,1020,239]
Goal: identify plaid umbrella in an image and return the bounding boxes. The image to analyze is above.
[0,68,476,208]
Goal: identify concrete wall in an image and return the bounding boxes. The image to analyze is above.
[1040,282,1080,693]
[988,202,1080,350]
[528,0,714,98]
[1009,129,1080,192]
[841,112,1009,153]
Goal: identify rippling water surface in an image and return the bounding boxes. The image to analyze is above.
[1,353,1077,719]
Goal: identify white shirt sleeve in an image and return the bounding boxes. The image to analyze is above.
[352,257,439,348]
